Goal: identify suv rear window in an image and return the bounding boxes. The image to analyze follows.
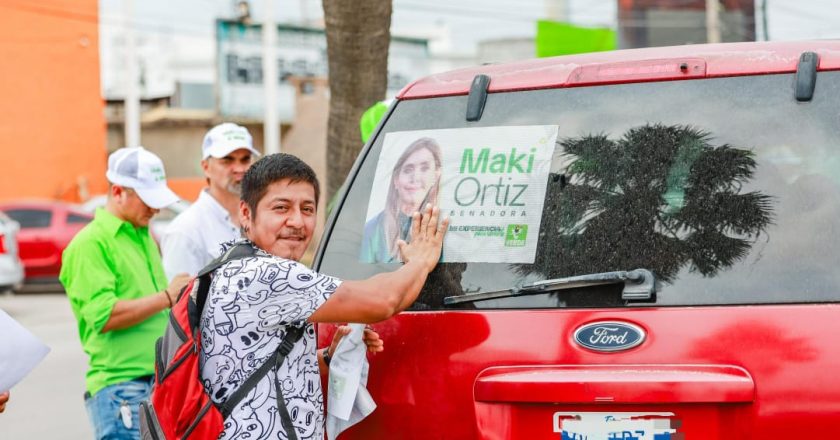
[6,209,52,229]
[67,212,92,224]
[319,71,840,309]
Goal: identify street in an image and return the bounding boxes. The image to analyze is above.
[0,293,93,439]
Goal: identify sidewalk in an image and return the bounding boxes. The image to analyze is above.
[0,293,92,439]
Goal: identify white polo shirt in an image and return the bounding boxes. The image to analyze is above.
[161,189,242,280]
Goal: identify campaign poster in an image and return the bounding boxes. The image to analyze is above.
[360,125,558,263]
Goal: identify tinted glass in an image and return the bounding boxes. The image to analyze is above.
[319,72,840,308]
[67,213,92,224]
[6,209,52,229]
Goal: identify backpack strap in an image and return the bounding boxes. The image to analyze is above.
[272,325,305,440]
[188,242,257,331]
[218,325,305,421]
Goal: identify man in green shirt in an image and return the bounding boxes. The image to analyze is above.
[60,146,190,440]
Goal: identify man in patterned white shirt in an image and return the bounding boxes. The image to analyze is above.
[199,153,448,440]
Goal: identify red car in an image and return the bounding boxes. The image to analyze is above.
[317,41,840,438]
[0,201,92,283]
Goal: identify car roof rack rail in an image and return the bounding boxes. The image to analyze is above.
[466,74,490,121]
[795,51,819,102]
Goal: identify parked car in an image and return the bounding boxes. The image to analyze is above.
[0,201,93,283]
[316,41,840,439]
[79,194,190,242]
[0,210,24,292]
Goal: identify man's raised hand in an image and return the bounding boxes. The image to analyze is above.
[397,204,449,273]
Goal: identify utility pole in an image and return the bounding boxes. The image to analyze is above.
[123,0,141,147]
[706,0,721,44]
[262,0,280,154]
[761,0,770,41]
[300,0,308,25]
[545,0,569,22]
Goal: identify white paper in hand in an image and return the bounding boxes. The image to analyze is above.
[326,323,376,440]
[0,308,50,392]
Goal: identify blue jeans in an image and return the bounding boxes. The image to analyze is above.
[84,377,153,440]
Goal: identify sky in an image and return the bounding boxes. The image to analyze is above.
[96,0,840,98]
[99,0,840,52]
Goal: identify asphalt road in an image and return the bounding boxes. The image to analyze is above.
[0,292,93,439]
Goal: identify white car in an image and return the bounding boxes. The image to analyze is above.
[0,211,25,292]
[80,195,190,241]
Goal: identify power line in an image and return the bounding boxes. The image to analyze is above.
[0,35,86,45]
[3,0,831,43]
[394,1,604,26]
[3,0,732,36]
[0,0,216,38]
[303,0,550,8]
[396,1,745,30]
[0,1,97,23]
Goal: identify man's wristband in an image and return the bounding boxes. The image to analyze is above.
[163,289,173,308]
[322,348,332,366]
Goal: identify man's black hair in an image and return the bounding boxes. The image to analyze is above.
[241,153,320,217]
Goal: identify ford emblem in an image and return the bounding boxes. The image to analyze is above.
[573,321,646,352]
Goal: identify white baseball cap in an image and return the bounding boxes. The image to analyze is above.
[105,147,180,209]
[202,123,260,160]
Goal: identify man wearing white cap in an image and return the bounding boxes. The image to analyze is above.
[60,146,191,440]
[161,122,260,280]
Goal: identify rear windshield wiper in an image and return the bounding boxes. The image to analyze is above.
[442,269,656,306]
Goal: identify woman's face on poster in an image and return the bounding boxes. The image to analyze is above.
[394,147,439,213]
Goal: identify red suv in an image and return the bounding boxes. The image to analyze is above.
[0,201,92,283]
[316,41,840,439]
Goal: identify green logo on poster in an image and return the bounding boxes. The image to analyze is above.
[505,224,528,247]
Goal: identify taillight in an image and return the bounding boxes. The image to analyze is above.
[0,234,5,254]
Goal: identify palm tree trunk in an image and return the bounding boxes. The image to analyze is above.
[322,0,392,200]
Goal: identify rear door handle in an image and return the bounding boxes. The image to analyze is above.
[474,364,754,404]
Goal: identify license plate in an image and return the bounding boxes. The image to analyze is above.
[553,412,678,440]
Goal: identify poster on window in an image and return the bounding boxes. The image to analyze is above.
[360,125,558,263]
